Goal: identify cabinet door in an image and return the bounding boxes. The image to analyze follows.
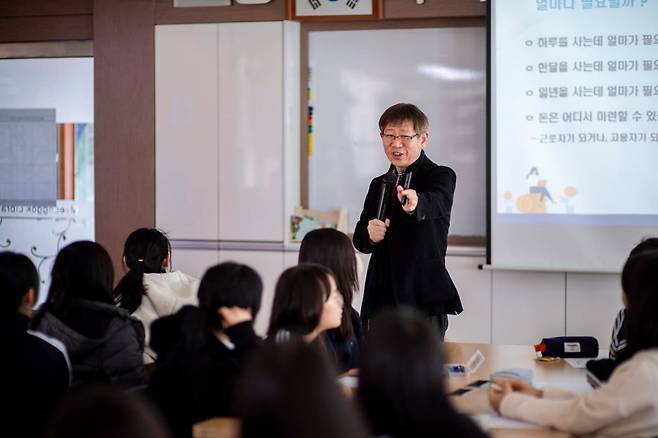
[218,22,284,242]
[155,24,219,239]
[219,250,284,336]
[171,248,219,280]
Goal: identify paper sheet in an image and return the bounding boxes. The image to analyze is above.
[473,413,542,430]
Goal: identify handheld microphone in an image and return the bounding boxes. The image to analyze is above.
[376,171,396,221]
[398,171,413,206]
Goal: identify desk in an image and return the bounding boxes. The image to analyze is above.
[193,342,590,438]
[444,342,586,392]
[444,342,587,438]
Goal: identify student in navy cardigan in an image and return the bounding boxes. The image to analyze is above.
[148,262,263,438]
[1,251,70,438]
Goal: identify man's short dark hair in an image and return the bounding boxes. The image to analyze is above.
[378,103,429,134]
[0,251,39,315]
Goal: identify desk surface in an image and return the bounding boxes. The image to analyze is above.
[443,342,586,392]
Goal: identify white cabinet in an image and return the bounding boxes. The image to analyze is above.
[218,22,284,242]
[156,22,298,242]
[156,24,219,240]
[170,248,219,280]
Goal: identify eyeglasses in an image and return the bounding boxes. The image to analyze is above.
[380,133,419,144]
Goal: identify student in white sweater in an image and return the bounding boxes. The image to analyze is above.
[113,228,199,364]
[489,248,658,437]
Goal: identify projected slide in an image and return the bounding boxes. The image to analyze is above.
[493,0,658,223]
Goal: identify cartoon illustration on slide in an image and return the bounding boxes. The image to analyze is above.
[502,167,578,214]
[510,167,578,214]
[515,167,554,213]
[561,186,578,213]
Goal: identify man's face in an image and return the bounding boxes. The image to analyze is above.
[381,120,428,171]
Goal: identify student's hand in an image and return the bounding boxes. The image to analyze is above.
[339,368,359,377]
[367,218,390,243]
[396,185,418,213]
[218,306,252,329]
[507,379,543,398]
[488,380,512,414]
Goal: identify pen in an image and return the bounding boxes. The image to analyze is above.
[447,364,466,374]
[490,382,503,393]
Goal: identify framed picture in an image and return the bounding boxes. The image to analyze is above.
[288,0,382,20]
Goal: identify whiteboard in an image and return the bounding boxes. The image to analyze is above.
[308,27,486,236]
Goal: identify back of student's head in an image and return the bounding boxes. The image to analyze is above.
[45,384,173,438]
[236,341,369,438]
[622,237,658,294]
[114,228,170,313]
[176,262,263,352]
[43,241,114,315]
[358,308,476,438]
[267,263,333,338]
[0,251,39,317]
[621,248,658,356]
[299,228,358,338]
[198,262,263,329]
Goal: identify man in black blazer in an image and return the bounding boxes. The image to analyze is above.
[353,103,462,338]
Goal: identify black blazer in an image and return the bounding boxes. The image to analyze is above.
[353,151,463,320]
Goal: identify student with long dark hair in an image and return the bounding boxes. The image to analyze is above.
[299,228,363,372]
[267,264,343,345]
[114,228,198,364]
[358,308,488,438]
[236,341,370,438]
[148,262,263,438]
[490,249,658,437]
[31,241,145,386]
[2,251,70,438]
[587,237,658,382]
